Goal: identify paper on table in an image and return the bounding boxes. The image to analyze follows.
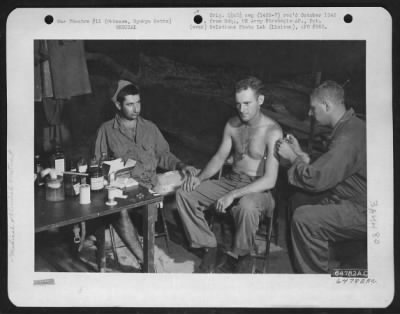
[110,177,139,189]
[103,158,136,174]
[153,170,184,195]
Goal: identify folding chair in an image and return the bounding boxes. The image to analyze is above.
[211,155,281,273]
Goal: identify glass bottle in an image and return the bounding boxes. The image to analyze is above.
[65,160,80,197]
[77,157,88,173]
[71,159,77,172]
[98,152,109,179]
[77,157,88,185]
[51,144,65,176]
[99,152,107,168]
[89,156,104,192]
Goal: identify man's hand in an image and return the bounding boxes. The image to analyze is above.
[181,175,201,192]
[215,193,235,213]
[286,134,303,155]
[276,139,298,164]
[277,135,311,165]
[181,165,200,177]
[176,162,199,177]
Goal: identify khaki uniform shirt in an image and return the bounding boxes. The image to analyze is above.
[94,114,181,186]
[288,109,366,209]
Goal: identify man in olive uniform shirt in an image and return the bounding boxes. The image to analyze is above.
[277,80,366,273]
[94,80,196,269]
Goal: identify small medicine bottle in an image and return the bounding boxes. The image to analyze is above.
[88,156,104,192]
[51,144,65,176]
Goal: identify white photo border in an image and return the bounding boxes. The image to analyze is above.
[6,7,393,308]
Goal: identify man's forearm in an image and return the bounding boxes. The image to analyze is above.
[198,155,225,182]
[175,161,186,170]
[230,177,276,199]
[158,152,181,171]
[286,149,310,165]
[291,143,311,164]
[296,152,310,164]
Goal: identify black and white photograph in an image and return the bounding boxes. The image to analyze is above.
[33,39,367,275]
[7,7,393,308]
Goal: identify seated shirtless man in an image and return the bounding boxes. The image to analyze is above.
[176,76,282,273]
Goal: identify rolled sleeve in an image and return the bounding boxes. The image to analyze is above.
[153,126,181,170]
[94,126,108,161]
[288,137,358,192]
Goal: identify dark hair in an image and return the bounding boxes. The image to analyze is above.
[311,80,345,105]
[116,84,140,103]
[235,76,264,96]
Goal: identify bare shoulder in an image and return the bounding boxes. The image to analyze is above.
[226,116,241,135]
[261,113,283,139]
[227,116,241,128]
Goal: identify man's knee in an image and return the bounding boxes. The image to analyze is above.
[175,188,195,214]
[175,188,184,201]
[232,194,261,218]
[292,205,319,232]
[111,210,131,231]
[119,209,130,220]
[238,193,274,212]
[239,195,257,213]
[175,188,188,205]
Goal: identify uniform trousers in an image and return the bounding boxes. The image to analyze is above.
[176,171,275,257]
[291,195,367,273]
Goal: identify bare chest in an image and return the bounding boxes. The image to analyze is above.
[232,125,267,160]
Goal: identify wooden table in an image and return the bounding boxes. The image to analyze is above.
[35,184,163,272]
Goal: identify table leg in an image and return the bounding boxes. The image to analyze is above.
[142,203,158,273]
[94,224,106,272]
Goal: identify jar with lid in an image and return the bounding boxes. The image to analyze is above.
[45,175,65,202]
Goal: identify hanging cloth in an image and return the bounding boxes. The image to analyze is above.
[35,40,92,151]
[47,40,92,98]
[42,98,71,152]
[34,40,53,101]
